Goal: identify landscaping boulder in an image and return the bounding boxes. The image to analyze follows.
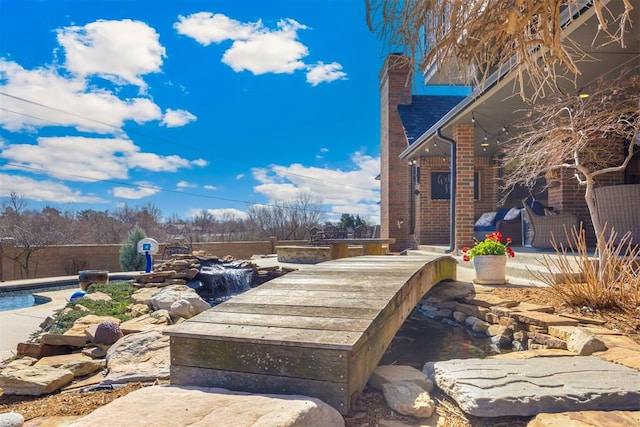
[0,366,74,396]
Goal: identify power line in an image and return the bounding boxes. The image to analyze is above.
[0,92,379,193]
[0,161,377,216]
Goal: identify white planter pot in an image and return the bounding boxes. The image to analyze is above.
[472,255,507,284]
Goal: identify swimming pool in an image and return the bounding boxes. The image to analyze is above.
[0,273,135,313]
[0,293,52,312]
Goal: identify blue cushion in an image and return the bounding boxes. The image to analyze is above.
[474,225,495,232]
[525,198,546,216]
[495,208,511,222]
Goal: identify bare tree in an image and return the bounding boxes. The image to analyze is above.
[75,209,125,243]
[247,193,325,240]
[0,193,72,278]
[502,69,640,275]
[366,0,633,100]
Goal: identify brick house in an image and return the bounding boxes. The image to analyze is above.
[379,1,639,253]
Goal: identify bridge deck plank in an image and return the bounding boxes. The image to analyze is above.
[165,255,457,414]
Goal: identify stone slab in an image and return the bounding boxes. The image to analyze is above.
[510,311,579,329]
[424,356,640,417]
[527,410,640,427]
[69,385,345,427]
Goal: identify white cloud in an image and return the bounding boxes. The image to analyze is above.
[175,13,345,83]
[57,19,166,88]
[203,184,218,190]
[320,147,329,153]
[222,19,308,75]
[192,158,209,167]
[0,173,105,203]
[306,62,347,86]
[161,108,197,127]
[235,173,245,180]
[0,60,162,134]
[0,136,206,182]
[112,181,160,199]
[174,12,261,45]
[177,181,196,189]
[251,152,381,222]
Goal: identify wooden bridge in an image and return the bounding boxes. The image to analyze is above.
[164,255,457,414]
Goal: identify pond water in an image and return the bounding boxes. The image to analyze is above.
[0,293,50,312]
[380,308,500,370]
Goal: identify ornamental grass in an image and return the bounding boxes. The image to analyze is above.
[532,227,640,310]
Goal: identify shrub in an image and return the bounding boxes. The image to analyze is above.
[119,225,147,271]
[48,281,136,335]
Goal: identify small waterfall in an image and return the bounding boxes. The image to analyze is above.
[188,259,254,306]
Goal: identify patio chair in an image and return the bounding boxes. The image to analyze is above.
[307,226,324,245]
[322,225,340,239]
[353,224,368,238]
[162,243,191,261]
[594,184,640,245]
[521,200,580,248]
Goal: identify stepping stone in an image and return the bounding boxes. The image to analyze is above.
[424,356,640,417]
[69,385,344,427]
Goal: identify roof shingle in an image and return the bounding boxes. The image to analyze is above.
[398,95,465,145]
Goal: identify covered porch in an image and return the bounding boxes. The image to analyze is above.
[380,0,639,253]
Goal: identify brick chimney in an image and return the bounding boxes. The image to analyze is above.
[379,54,413,252]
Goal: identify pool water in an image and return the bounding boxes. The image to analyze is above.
[380,309,500,370]
[0,294,49,312]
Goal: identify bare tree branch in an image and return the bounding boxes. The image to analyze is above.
[366,0,634,100]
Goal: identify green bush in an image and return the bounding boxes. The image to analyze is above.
[48,281,136,335]
[119,225,147,271]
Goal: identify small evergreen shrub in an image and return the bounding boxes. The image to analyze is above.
[119,225,147,271]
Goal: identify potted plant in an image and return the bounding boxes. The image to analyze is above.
[462,232,515,284]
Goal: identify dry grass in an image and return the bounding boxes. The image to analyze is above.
[531,227,640,309]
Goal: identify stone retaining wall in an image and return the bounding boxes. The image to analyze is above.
[276,246,363,264]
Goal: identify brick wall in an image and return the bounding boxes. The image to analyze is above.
[0,239,285,281]
[379,54,414,251]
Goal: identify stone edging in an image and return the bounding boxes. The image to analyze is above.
[418,280,640,371]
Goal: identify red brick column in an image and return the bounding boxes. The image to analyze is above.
[379,54,413,251]
[453,123,475,252]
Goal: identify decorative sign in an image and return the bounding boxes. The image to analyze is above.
[136,237,159,255]
[430,171,480,200]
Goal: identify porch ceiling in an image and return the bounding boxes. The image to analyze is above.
[405,0,640,160]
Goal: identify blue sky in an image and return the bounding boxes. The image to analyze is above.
[0,0,392,223]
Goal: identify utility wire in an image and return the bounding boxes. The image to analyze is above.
[0,92,379,192]
[0,161,376,216]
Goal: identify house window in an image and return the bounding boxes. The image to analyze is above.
[430,171,480,200]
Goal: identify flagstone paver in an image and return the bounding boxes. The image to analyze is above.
[425,356,640,417]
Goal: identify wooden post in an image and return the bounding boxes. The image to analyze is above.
[330,243,349,259]
[362,243,385,255]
